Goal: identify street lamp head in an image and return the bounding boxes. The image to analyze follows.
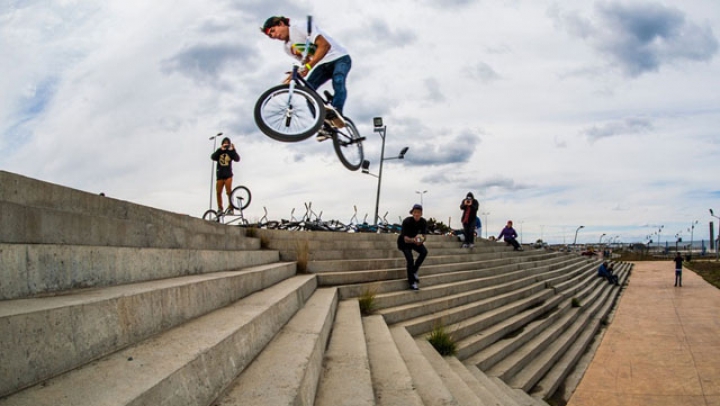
[361,160,371,174]
[398,146,409,159]
[373,117,384,128]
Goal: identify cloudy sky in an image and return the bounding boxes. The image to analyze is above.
[2,0,719,245]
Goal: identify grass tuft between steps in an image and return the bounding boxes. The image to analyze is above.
[427,324,457,356]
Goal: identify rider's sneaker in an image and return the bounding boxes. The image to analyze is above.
[317,127,333,142]
[325,109,346,128]
[226,208,234,215]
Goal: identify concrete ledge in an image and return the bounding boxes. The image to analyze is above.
[0,243,279,299]
[0,262,296,398]
[363,315,424,406]
[390,326,458,405]
[315,299,375,406]
[0,275,316,405]
[414,337,484,405]
[214,287,338,406]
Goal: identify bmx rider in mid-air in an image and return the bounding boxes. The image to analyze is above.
[261,16,352,141]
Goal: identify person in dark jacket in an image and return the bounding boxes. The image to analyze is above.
[497,220,522,251]
[211,137,240,214]
[673,252,683,287]
[397,204,428,290]
[460,192,479,248]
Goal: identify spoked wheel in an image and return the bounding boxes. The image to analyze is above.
[333,118,364,171]
[202,209,221,222]
[254,84,325,142]
[229,186,252,210]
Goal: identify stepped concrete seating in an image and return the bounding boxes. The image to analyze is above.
[1,170,632,405]
[291,228,631,405]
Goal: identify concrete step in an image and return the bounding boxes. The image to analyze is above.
[414,337,486,406]
[483,280,607,381]
[390,326,459,405]
[379,257,591,329]
[211,287,338,406]
[319,252,565,290]
[503,269,627,391]
[465,364,523,406]
[445,356,505,406]
[284,245,514,262]
[308,248,547,273]
[0,274,316,405]
[490,376,548,406]
[363,315,423,406]
[0,243,279,300]
[372,257,588,311]
[529,264,632,401]
[314,300,375,406]
[1,179,254,251]
[459,263,602,366]
[0,261,296,397]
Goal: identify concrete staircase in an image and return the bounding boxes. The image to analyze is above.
[0,170,631,405]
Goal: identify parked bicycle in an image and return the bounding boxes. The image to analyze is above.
[254,16,365,171]
[202,185,251,225]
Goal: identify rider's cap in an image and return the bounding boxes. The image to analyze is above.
[261,16,289,35]
[410,204,423,214]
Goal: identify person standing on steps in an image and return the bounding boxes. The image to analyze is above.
[211,137,240,214]
[397,204,428,291]
[497,220,523,251]
[673,252,683,287]
[460,192,479,248]
[261,16,352,141]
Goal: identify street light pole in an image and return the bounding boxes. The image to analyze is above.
[599,233,606,245]
[208,132,222,210]
[689,220,698,256]
[362,117,409,226]
[711,209,720,261]
[481,212,490,239]
[415,190,427,207]
[573,225,585,247]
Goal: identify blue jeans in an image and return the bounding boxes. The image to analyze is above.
[401,244,427,285]
[306,55,352,114]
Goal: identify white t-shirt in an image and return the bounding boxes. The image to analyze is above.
[283,19,349,67]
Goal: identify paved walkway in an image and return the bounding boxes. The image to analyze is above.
[568,261,720,406]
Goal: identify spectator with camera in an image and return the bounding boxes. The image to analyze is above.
[397,204,428,290]
[211,137,240,214]
[460,192,479,248]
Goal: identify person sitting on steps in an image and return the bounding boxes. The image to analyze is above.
[397,204,428,291]
[262,16,352,142]
[497,220,523,251]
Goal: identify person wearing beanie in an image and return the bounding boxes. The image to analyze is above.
[211,137,240,214]
[397,204,428,290]
[460,192,479,248]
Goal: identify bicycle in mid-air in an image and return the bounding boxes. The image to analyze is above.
[254,16,365,171]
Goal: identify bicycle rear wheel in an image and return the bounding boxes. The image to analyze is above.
[332,118,364,171]
[254,84,325,142]
[229,186,252,210]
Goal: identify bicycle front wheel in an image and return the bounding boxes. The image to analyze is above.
[203,209,220,222]
[333,118,364,171]
[254,84,325,142]
[229,186,252,210]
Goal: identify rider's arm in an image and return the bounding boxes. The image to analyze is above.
[303,35,331,71]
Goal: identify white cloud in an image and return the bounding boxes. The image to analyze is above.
[2,0,720,245]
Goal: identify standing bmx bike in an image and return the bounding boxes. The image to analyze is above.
[253,16,365,171]
[202,185,252,225]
